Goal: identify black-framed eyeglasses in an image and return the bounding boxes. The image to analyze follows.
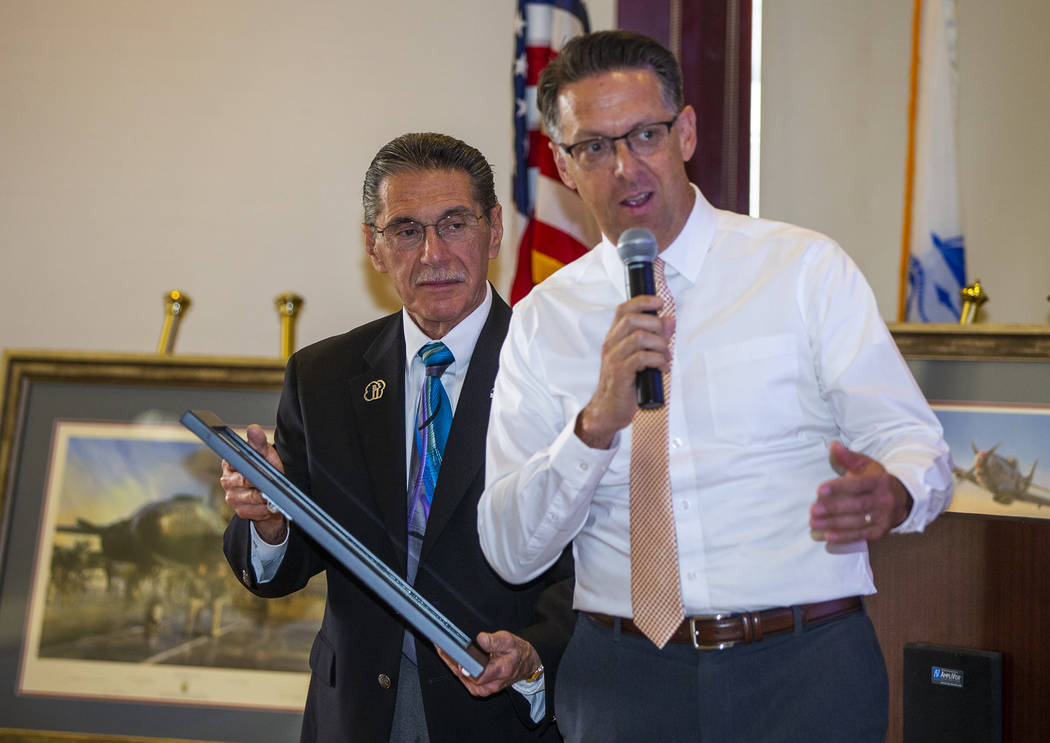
[558,113,681,170]
[370,210,487,252]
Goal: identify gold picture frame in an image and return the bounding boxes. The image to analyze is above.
[0,351,314,743]
[889,324,1050,520]
[887,322,1050,360]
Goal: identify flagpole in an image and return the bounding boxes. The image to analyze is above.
[898,0,923,321]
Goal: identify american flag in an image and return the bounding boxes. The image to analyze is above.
[510,0,598,304]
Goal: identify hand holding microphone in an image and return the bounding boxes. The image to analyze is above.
[617,228,665,410]
[573,228,671,449]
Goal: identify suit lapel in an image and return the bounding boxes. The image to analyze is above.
[420,293,511,560]
[348,314,408,570]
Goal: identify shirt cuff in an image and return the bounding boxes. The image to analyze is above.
[549,417,620,492]
[888,456,954,533]
[249,521,289,583]
[514,421,619,559]
[510,681,546,723]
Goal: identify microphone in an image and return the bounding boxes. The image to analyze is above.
[616,228,664,410]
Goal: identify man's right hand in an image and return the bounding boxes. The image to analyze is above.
[574,294,673,450]
[220,424,288,544]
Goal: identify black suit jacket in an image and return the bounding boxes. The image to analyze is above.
[224,294,573,742]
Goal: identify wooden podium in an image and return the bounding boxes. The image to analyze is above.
[867,513,1050,742]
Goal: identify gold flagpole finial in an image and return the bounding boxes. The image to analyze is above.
[958,280,988,324]
[157,290,191,354]
[275,293,304,360]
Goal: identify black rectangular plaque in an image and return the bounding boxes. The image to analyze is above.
[181,409,487,677]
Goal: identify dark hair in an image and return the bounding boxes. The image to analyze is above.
[362,133,497,224]
[536,30,684,141]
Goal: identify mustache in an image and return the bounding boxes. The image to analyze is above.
[414,269,465,285]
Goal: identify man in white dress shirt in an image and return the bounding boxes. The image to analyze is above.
[477,31,953,742]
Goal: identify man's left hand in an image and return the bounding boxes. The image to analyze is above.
[437,631,542,697]
[810,441,913,543]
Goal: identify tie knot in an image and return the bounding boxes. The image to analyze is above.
[419,342,454,376]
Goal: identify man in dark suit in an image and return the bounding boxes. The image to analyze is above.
[222,133,573,742]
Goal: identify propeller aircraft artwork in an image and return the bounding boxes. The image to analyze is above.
[953,442,1050,508]
[930,403,1050,520]
[19,420,324,710]
[57,493,227,587]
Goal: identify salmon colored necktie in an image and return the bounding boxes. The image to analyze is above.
[629,258,684,648]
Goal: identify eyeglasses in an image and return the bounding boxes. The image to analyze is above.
[370,211,486,252]
[559,113,681,170]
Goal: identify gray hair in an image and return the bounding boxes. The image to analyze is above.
[536,30,684,142]
[362,133,497,224]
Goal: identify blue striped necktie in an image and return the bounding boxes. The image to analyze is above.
[406,341,454,585]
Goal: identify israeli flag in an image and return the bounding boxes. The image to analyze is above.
[905,0,966,322]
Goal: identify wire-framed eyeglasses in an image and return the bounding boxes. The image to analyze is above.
[559,112,681,170]
[370,211,486,252]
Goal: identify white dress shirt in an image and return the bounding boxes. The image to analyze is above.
[400,284,491,482]
[478,187,953,618]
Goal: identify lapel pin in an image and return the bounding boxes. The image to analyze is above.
[364,379,386,402]
[490,387,495,399]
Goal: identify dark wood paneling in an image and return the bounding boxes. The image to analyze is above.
[868,514,1050,742]
[619,0,752,213]
[680,0,751,213]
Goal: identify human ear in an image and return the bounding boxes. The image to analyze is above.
[363,223,387,273]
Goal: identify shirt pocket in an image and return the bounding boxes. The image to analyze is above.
[703,333,803,446]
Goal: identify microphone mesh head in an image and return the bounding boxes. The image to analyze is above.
[617,228,658,264]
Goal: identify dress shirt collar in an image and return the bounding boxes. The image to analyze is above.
[598,184,717,294]
[401,282,492,373]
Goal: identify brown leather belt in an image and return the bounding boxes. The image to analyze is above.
[588,596,862,650]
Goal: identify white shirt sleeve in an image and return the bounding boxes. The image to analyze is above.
[798,240,954,531]
[478,305,617,584]
[512,674,546,723]
[249,521,290,583]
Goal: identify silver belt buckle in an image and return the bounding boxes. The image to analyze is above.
[689,614,737,650]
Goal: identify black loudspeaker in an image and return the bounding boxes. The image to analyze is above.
[903,642,1002,742]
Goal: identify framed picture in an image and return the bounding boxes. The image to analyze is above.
[0,351,321,743]
[889,323,1050,520]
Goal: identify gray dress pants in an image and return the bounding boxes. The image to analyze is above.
[555,605,888,742]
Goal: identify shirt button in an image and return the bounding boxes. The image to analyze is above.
[578,462,589,471]
[686,572,697,582]
[378,674,391,689]
[671,437,682,449]
[680,500,690,510]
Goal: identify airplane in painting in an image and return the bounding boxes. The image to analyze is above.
[59,493,226,570]
[953,443,1050,508]
[54,493,230,638]
[55,493,227,596]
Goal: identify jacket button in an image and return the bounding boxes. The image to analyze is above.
[377,674,391,689]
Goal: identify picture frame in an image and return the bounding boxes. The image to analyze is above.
[0,350,313,743]
[887,322,1050,361]
[888,323,1050,520]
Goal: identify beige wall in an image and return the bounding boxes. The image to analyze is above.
[761,0,1049,324]
[0,0,616,357]
[1,0,1046,360]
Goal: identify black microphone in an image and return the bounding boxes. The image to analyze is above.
[617,228,664,410]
